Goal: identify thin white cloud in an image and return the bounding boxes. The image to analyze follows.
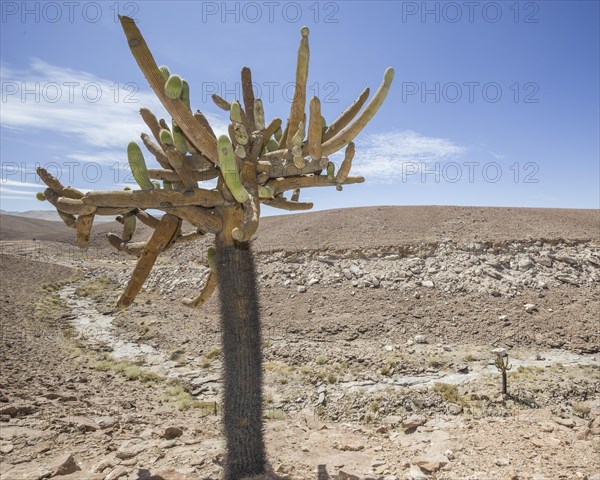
[1,58,228,161]
[345,130,467,183]
[0,179,41,188]
[0,189,38,196]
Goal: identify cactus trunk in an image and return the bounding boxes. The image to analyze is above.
[215,240,265,480]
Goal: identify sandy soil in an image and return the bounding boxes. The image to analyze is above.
[0,206,598,480]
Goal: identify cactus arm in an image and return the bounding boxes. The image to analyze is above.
[232,193,260,242]
[284,26,310,148]
[291,117,306,168]
[172,121,189,155]
[82,187,223,209]
[229,101,242,123]
[336,142,355,188]
[135,209,160,229]
[164,74,183,99]
[321,68,394,156]
[163,144,199,191]
[147,167,219,183]
[128,141,154,190]
[57,211,77,228]
[267,174,364,195]
[262,118,282,145]
[306,96,322,160]
[140,133,169,168]
[262,196,313,211]
[139,108,172,169]
[75,213,95,250]
[258,185,275,199]
[257,156,328,178]
[119,16,218,163]
[194,111,216,138]
[117,213,181,308]
[163,206,222,235]
[122,211,137,242]
[183,246,217,308]
[217,135,250,204]
[274,126,283,143]
[183,270,217,308]
[212,94,231,111]
[43,189,96,215]
[326,162,335,182]
[36,167,84,199]
[253,99,265,131]
[181,79,191,110]
[241,67,256,132]
[322,87,370,142]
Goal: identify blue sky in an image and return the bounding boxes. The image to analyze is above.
[1,0,599,215]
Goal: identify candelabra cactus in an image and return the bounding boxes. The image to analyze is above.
[36,16,394,479]
[493,348,513,396]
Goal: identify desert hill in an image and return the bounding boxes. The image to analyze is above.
[1,206,598,249]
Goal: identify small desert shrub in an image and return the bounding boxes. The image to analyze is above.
[433,382,461,404]
[264,408,286,420]
[428,356,443,368]
[327,373,337,384]
[573,403,591,417]
[75,276,117,301]
[368,401,380,413]
[315,354,327,365]
[205,347,221,359]
[464,353,476,362]
[169,349,185,361]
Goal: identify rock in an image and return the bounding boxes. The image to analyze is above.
[537,256,553,267]
[498,314,509,321]
[421,280,434,288]
[414,454,449,473]
[402,415,426,430]
[338,439,364,452]
[383,415,402,427]
[162,426,184,439]
[414,335,427,344]
[456,364,469,374]
[0,403,36,417]
[62,415,98,432]
[3,463,52,480]
[517,257,533,270]
[524,303,537,313]
[336,471,360,480]
[297,285,307,293]
[147,468,198,480]
[104,465,129,480]
[95,416,117,430]
[115,441,146,460]
[495,457,510,466]
[531,438,545,447]
[409,465,428,480]
[447,403,463,415]
[553,416,576,428]
[52,454,81,476]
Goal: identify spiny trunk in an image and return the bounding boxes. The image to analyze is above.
[216,242,265,479]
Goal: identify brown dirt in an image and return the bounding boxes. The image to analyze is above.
[0,206,599,480]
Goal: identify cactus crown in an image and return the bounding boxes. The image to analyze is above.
[35,16,394,309]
